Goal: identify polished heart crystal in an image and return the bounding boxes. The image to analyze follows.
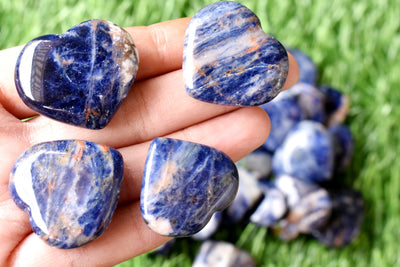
[272,120,334,182]
[15,19,139,129]
[183,1,289,106]
[9,140,124,249]
[140,138,238,237]
[311,187,364,247]
[193,241,256,267]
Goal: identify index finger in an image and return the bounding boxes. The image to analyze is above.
[127,17,190,81]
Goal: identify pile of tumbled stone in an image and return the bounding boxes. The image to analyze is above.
[155,49,364,265]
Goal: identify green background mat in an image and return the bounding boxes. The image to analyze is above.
[1,0,399,266]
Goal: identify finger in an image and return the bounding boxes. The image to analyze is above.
[0,46,33,119]
[26,51,296,148]
[0,103,32,263]
[284,52,299,90]
[0,104,29,189]
[127,17,190,81]
[26,70,236,147]
[7,201,170,267]
[118,106,269,204]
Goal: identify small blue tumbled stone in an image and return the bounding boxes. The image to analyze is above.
[329,124,354,172]
[140,138,238,237]
[311,187,364,247]
[15,19,139,129]
[9,140,123,249]
[318,85,350,126]
[250,181,287,227]
[260,93,304,152]
[183,1,289,106]
[285,82,326,123]
[225,167,263,223]
[288,48,318,85]
[272,120,334,182]
[192,211,223,240]
[193,241,256,267]
[236,147,272,179]
[274,175,331,241]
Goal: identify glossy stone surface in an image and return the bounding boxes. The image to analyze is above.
[318,85,350,126]
[312,187,364,247]
[286,82,326,123]
[9,140,123,249]
[140,138,238,237]
[193,241,256,267]
[183,1,288,106]
[260,94,304,152]
[250,181,287,227]
[288,48,318,85]
[15,19,139,129]
[236,147,272,179]
[226,167,263,223]
[329,124,354,172]
[272,120,334,182]
[274,175,331,241]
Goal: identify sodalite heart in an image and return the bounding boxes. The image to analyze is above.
[140,138,238,237]
[183,1,289,106]
[9,140,124,249]
[15,19,139,129]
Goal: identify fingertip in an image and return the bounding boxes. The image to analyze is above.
[230,107,270,160]
[282,51,299,91]
[125,17,191,81]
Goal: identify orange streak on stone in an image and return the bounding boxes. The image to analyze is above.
[73,140,85,162]
[245,39,266,54]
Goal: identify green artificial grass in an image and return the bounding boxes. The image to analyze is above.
[1,0,400,266]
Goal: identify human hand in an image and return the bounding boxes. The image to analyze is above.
[0,17,298,266]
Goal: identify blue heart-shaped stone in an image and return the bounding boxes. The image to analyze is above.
[183,1,289,106]
[9,140,124,249]
[140,138,238,237]
[15,19,139,129]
